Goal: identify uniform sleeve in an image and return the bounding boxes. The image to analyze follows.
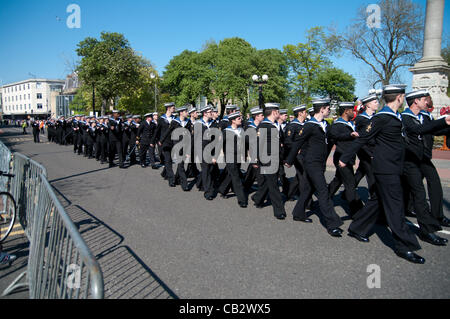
[403,116,447,136]
[285,124,312,165]
[340,116,384,165]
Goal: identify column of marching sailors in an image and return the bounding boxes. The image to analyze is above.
[39,85,450,264]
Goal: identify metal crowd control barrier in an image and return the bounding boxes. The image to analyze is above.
[10,153,47,241]
[0,140,104,299]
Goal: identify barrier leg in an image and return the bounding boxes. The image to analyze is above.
[2,271,28,297]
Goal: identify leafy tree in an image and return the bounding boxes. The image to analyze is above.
[283,27,338,104]
[250,49,289,111]
[76,32,147,115]
[311,67,356,102]
[333,0,424,86]
[117,57,159,115]
[161,50,211,107]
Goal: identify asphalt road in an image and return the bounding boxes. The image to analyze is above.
[1,127,449,299]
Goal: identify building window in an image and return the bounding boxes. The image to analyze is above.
[29,104,31,109]
[37,103,43,109]
[36,82,41,89]
[28,94,30,100]
[37,93,42,99]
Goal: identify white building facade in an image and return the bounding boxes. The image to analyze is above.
[1,79,65,119]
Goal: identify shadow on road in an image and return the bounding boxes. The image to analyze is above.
[63,204,179,299]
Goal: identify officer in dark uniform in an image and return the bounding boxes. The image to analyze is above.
[353,94,378,189]
[187,107,201,180]
[138,113,157,168]
[62,117,70,145]
[96,117,109,164]
[420,95,450,228]
[339,84,424,263]
[72,115,80,153]
[220,111,248,207]
[401,90,450,246]
[122,115,133,164]
[77,116,86,155]
[85,120,97,158]
[285,99,343,236]
[153,102,176,185]
[283,105,308,201]
[47,119,55,142]
[161,105,192,190]
[243,107,264,192]
[327,102,364,217]
[32,119,40,143]
[108,110,125,168]
[196,105,217,200]
[128,115,141,166]
[55,117,62,144]
[219,105,238,131]
[251,103,287,220]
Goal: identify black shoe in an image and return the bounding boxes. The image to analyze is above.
[275,214,286,220]
[439,217,450,227]
[119,165,126,169]
[395,251,425,264]
[169,183,176,187]
[151,165,158,169]
[347,231,370,243]
[405,211,417,218]
[109,163,116,168]
[293,217,313,223]
[418,232,447,246]
[328,228,343,237]
[239,202,248,208]
[141,164,147,168]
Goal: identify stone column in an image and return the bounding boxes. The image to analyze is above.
[410,0,450,116]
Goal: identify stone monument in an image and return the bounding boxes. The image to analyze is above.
[410,0,450,116]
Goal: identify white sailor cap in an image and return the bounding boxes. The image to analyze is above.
[338,102,355,109]
[225,105,238,110]
[176,105,188,113]
[405,90,430,100]
[293,105,307,113]
[164,102,175,108]
[307,107,315,114]
[200,105,213,113]
[264,103,280,110]
[228,111,242,120]
[188,107,197,114]
[312,98,331,107]
[361,94,378,104]
[382,84,406,95]
[112,110,120,113]
[144,113,152,118]
[280,109,288,115]
[250,107,263,115]
[132,115,141,119]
